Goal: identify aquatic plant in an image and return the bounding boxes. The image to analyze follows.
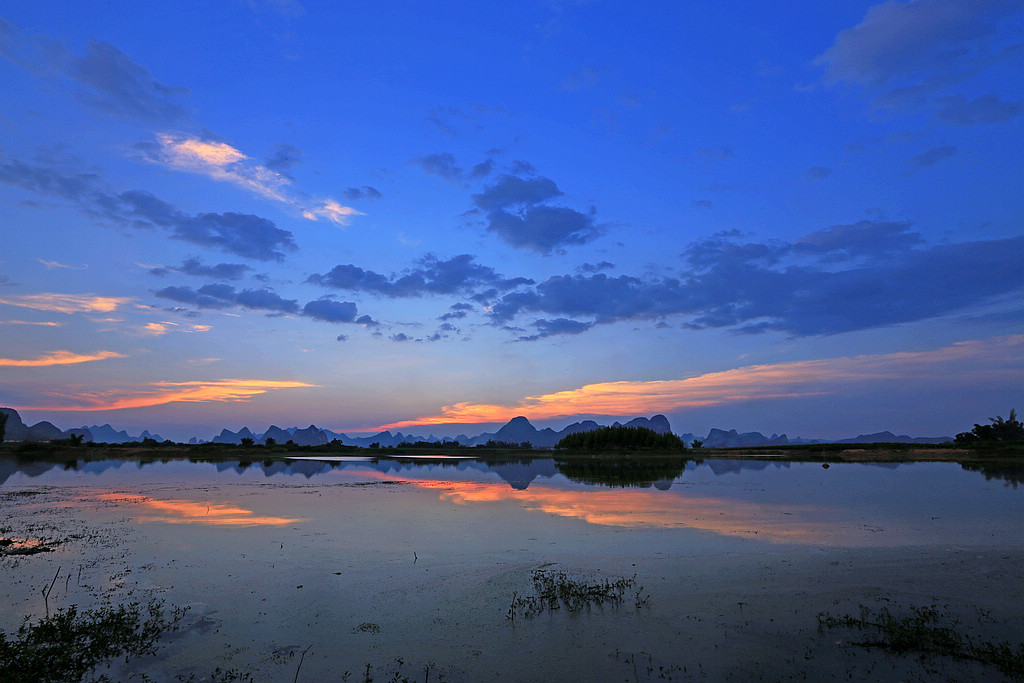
[507,569,649,620]
[0,599,187,683]
[817,604,1024,679]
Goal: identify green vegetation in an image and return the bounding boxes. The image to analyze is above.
[507,569,648,620]
[956,408,1024,445]
[818,604,1024,679]
[0,599,187,683]
[554,455,689,488]
[555,426,686,452]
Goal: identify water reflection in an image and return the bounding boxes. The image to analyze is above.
[2,455,1023,547]
[93,493,305,526]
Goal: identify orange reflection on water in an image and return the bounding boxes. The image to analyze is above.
[345,471,842,544]
[438,482,834,542]
[95,493,305,526]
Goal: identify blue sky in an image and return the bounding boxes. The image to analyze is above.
[1,0,1022,441]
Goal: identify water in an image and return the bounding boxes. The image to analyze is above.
[2,455,1023,681]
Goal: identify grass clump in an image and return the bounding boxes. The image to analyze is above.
[817,604,1024,679]
[0,599,187,683]
[508,569,649,620]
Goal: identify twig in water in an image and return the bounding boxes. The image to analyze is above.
[42,565,61,617]
[414,552,418,565]
[293,643,313,683]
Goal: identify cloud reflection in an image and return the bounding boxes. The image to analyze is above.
[95,493,304,526]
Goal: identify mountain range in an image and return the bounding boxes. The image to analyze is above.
[1,407,953,447]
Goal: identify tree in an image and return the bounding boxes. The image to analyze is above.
[240,437,255,447]
[264,437,276,447]
[955,409,1024,444]
[0,412,7,443]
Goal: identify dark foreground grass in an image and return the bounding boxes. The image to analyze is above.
[0,599,187,683]
[507,568,649,620]
[818,604,1024,680]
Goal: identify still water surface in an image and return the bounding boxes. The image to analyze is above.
[2,456,1022,681]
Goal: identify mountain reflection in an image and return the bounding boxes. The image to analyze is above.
[553,456,688,488]
[93,493,305,526]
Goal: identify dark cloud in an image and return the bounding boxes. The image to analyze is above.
[471,174,601,253]
[414,152,493,184]
[805,166,832,179]
[264,144,302,176]
[690,199,714,209]
[154,284,298,314]
[518,318,595,341]
[936,94,1023,126]
[0,21,189,123]
[308,254,531,297]
[391,332,411,342]
[912,146,957,167]
[815,0,1022,86]
[156,285,371,325]
[336,334,349,342]
[415,153,463,181]
[577,261,614,274]
[508,160,537,175]
[342,186,383,200]
[0,158,297,261]
[154,286,231,309]
[486,223,1024,337]
[355,314,379,327]
[303,298,359,323]
[149,258,251,280]
[472,175,562,211]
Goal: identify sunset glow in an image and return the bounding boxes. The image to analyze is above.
[27,379,318,411]
[94,493,304,526]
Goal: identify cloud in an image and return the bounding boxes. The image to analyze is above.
[0,350,127,367]
[303,298,359,323]
[264,143,303,176]
[805,166,832,179]
[27,378,317,411]
[0,20,190,123]
[815,0,1022,86]
[342,186,383,200]
[486,223,1024,337]
[38,259,87,270]
[155,284,298,314]
[936,94,1023,125]
[391,332,411,342]
[376,335,1024,428]
[0,320,63,327]
[0,293,131,314]
[471,174,601,253]
[690,199,713,209]
[912,145,957,167]
[0,157,298,261]
[149,258,251,280]
[308,254,532,297]
[577,261,614,274]
[142,134,362,225]
[414,152,494,184]
[157,286,365,324]
[518,318,595,341]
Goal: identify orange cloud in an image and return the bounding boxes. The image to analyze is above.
[375,335,1024,429]
[30,378,318,411]
[0,320,63,327]
[94,493,304,526]
[0,293,132,314]
[0,350,126,367]
[154,133,360,225]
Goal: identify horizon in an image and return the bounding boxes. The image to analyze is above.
[2,404,961,444]
[1,2,1022,444]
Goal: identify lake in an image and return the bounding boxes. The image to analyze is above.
[2,455,1022,681]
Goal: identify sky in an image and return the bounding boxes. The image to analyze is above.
[0,0,1022,442]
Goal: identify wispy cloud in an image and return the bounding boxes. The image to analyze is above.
[37,259,87,270]
[0,293,133,314]
[375,335,1024,428]
[0,320,63,327]
[146,134,363,226]
[29,378,318,411]
[0,350,126,367]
